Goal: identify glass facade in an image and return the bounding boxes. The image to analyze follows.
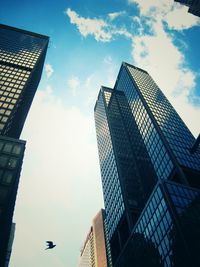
[94,62,200,265]
[95,85,158,263]
[0,24,49,267]
[115,63,200,184]
[0,136,25,265]
[115,181,200,267]
[0,24,49,138]
[95,88,125,239]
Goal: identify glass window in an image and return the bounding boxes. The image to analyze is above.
[0,155,8,167]
[3,143,13,153]
[2,171,13,184]
[0,169,3,179]
[7,158,17,169]
[0,142,4,151]
[0,187,8,204]
[12,144,21,155]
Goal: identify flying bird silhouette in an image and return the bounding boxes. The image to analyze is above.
[45,241,56,250]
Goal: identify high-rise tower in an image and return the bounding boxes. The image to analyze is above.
[94,62,200,265]
[0,24,49,138]
[0,24,49,266]
[78,209,112,267]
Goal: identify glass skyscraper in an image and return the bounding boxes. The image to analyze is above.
[0,24,49,138]
[94,62,200,265]
[0,24,49,266]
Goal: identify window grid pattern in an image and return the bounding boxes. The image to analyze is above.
[131,181,200,267]
[95,89,125,239]
[108,91,148,210]
[116,67,174,180]
[79,231,95,267]
[0,28,46,69]
[0,138,24,217]
[127,66,200,171]
[0,64,31,132]
[134,185,173,267]
[166,182,200,216]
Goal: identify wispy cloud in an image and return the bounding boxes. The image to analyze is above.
[108,11,126,21]
[128,0,200,30]
[45,63,54,78]
[67,76,80,96]
[65,8,133,42]
[164,5,200,30]
[129,1,200,136]
[65,8,112,42]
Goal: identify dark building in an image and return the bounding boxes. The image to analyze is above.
[0,24,49,138]
[0,24,49,266]
[94,62,200,265]
[115,181,200,267]
[174,0,200,17]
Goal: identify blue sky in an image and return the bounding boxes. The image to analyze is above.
[1,0,200,266]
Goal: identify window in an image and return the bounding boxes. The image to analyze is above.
[0,155,8,167]
[2,171,13,184]
[3,143,13,153]
[13,144,21,155]
[7,158,17,169]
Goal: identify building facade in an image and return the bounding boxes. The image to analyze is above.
[0,24,49,138]
[0,24,49,266]
[115,180,200,267]
[78,209,112,267]
[94,62,200,265]
[174,0,200,17]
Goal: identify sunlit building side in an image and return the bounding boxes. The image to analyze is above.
[78,209,112,267]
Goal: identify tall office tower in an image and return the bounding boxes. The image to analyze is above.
[0,24,49,266]
[94,62,200,264]
[78,209,112,267]
[0,24,49,138]
[174,0,200,17]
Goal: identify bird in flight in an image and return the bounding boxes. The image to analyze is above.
[45,241,56,250]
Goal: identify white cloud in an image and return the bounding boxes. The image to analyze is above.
[45,63,54,78]
[130,3,200,136]
[11,86,103,267]
[65,8,112,42]
[67,76,80,96]
[164,5,200,30]
[128,0,200,30]
[108,11,126,21]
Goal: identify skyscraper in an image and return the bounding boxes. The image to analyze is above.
[0,24,49,138]
[94,62,200,265]
[78,209,112,267]
[0,24,49,266]
[174,0,200,17]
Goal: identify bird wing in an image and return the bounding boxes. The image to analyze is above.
[46,241,53,246]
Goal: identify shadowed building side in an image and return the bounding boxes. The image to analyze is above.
[0,24,49,266]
